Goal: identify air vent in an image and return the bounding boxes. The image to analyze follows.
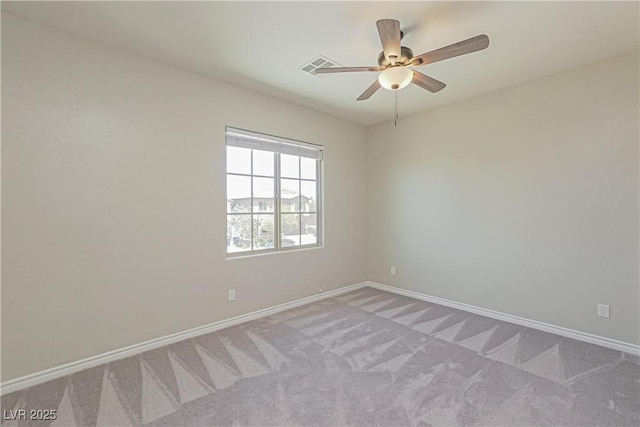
[300,55,341,75]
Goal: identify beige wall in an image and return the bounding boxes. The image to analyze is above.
[367,51,639,345]
[1,14,367,381]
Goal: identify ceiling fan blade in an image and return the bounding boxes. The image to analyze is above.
[315,66,381,74]
[412,34,489,66]
[411,71,446,93]
[376,19,401,64]
[357,80,381,101]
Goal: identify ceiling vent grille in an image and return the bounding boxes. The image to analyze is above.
[300,56,341,75]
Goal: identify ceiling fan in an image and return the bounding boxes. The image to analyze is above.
[315,19,489,101]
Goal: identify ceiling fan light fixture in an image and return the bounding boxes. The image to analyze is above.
[378,67,413,91]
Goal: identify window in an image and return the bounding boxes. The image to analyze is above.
[226,127,322,255]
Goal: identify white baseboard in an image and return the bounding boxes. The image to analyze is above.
[0,281,368,395]
[366,281,640,356]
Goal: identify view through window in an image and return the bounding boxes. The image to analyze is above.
[226,128,322,255]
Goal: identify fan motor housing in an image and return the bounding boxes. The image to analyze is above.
[378,46,414,68]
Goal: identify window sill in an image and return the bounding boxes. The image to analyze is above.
[226,244,323,260]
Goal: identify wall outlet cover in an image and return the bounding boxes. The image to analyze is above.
[597,304,610,318]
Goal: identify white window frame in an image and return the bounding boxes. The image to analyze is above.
[226,127,323,257]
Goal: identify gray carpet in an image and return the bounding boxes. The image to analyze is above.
[1,287,639,426]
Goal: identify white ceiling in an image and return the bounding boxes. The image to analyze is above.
[3,1,639,126]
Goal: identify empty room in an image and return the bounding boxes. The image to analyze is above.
[1,2,638,426]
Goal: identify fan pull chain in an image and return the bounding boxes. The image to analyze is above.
[394,91,399,127]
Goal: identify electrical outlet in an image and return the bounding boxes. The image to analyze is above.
[597,304,610,318]
[229,289,236,302]
[390,266,396,275]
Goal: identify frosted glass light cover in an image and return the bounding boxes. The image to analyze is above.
[378,67,413,90]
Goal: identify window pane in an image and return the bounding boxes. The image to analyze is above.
[253,177,274,212]
[253,214,274,250]
[281,154,299,178]
[301,213,317,245]
[227,214,252,253]
[227,175,251,213]
[226,146,251,175]
[281,213,300,247]
[301,157,317,180]
[281,178,300,212]
[253,150,274,177]
[300,180,317,213]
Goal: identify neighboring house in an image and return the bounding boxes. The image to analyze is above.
[229,194,313,213]
[228,194,316,246]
